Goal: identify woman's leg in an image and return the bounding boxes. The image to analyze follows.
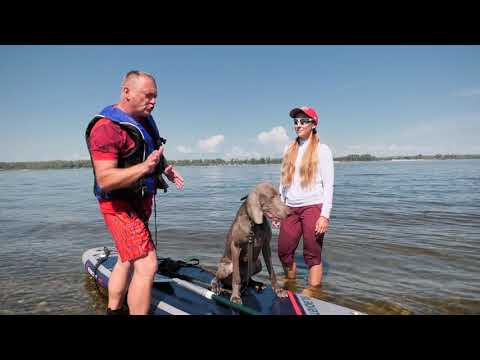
[308,264,323,287]
[300,204,325,287]
[277,207,302,279]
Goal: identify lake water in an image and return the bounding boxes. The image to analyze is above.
[0,160,479,315]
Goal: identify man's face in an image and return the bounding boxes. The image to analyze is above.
[126,76,157,118]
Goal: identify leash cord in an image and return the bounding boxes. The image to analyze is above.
[154,194,157,249]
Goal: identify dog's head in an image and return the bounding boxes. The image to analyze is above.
[245,182,290,224]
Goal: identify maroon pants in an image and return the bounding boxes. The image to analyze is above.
[278,204,325,269]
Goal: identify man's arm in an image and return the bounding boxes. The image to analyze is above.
[94,147,163,192]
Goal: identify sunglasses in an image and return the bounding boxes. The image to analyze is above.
[293,118,315,126]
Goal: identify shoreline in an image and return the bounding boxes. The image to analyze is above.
[1,156,480,171]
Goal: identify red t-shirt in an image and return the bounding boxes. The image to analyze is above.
[88,118,136,161]
[88,116,155,213]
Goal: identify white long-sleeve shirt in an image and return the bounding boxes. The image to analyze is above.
[279,139,334,219]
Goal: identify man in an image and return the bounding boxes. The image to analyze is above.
[85,71,184,315]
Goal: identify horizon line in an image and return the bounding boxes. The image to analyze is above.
[1,153,480,164]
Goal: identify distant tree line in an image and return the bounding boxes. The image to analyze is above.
[334,154,378,161]
[1,154,480,170]
[0,160,92,170]
[334,154,480,161]
[170,157,282,166]
[0,158,282,170]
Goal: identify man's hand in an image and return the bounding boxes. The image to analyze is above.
[315,216,329,235]
[164,164,184,190]
[272,219,281,229]
[143,145,164,175]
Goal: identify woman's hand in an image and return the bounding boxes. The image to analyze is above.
[315,216,329,235]
[272,219,281,229]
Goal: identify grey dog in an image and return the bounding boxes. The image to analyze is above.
[211,182,290,304]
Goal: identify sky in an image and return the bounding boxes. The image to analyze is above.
[1,45,479,162]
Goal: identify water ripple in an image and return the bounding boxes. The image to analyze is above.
[1,161,479,314]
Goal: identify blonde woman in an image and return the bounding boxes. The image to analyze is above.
[274,106,334,289]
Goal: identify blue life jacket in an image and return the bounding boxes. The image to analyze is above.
[85,105,164,201]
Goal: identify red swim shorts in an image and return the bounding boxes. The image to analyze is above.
[99,197,155,262]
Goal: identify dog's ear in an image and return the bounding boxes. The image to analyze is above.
[246,190,263,224]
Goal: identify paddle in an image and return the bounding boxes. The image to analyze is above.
[154,274,261,315]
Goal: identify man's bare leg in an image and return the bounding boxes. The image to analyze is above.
[108,257,133,310]
[127,250,158,315]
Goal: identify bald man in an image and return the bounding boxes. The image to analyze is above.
[86,71,184,315]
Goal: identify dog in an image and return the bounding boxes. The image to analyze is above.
[211,182,290,304]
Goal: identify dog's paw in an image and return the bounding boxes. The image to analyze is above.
[230,295,243,305]
[210,278,221,295]
[274,287,289,298]
[248,278,266,293]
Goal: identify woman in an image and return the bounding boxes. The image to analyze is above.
[274,106,334,290]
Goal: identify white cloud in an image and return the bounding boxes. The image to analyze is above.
[197,135,225,153]
[257,126,290,151]
[176,145,193,153]
[224,146,261,160]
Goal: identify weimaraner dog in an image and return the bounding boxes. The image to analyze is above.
[211,182,290,304]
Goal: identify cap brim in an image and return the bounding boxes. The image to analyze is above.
[289,108,304,118]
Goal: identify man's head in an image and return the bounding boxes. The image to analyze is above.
[119,70,157,119]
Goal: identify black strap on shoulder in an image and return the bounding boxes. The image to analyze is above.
[245,220,255,293]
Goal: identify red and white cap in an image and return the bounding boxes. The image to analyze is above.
[289,106,319,126]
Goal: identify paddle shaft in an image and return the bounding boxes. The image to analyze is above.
[171,278,261,316]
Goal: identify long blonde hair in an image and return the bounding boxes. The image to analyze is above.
[281,130,320,189]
